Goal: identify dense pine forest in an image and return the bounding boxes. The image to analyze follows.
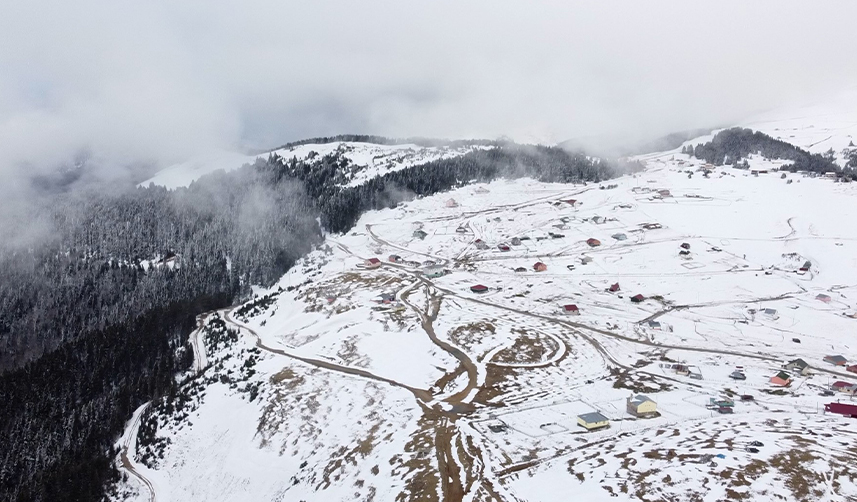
[683,127,844,174]
[0,139,620,502]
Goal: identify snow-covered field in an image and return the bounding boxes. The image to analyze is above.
[117,106,857,501]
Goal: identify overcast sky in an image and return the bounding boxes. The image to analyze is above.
[1,1,856,175]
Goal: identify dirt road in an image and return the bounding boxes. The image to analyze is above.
[224,309,434,402]
[119,403,156,502]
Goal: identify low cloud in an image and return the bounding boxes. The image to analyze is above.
[1,1,856,179]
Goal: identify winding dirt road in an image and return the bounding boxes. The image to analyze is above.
[223,309,434,402]
[119,403,155,502]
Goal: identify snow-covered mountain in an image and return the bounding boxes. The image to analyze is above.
[112,95,857,502]
[742,89,857,158]
[142,140,494,189]
[665,89,857,168]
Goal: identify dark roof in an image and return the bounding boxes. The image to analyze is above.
[832,381,854,389]
[825,355,847,363]
[631,294,645,301]
[367,258,381,263]
[787,358,808,368]
[609,283,620,291]
[563,304,579,311]
[772,371,791,381]
[578,411,608,423]
[470,284,488,291]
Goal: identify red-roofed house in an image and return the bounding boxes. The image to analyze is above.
[562,304,580,315]
[586,238,601,247]
[609,283,620,292]
[533,262,547,272]
[832,381,857,393]
[848,365,857,375]
[470,284,489,294]
[631,294,645,303]
[825,402,857,418]
[365,258,382,269]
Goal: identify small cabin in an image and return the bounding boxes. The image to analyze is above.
[611,233,627,241]
[455,226,469,234]
[680,243,690,250]
[498,244,511,252]
[423,265,445,278]
[586,238,601,247]
[533,262,547,272]
[413,229,428,240]
[832,381,857,394]
[609,283,620,292]
[445,198,459,208]
[631,294,645,303]
[825,355,848,366]
[365,258,382,269]
[729,371,746,380]
[825,402,857,418]
[388,254,402,263]
[626,395,657,417]
[470,284,489,294]
[577,411,609,431]
[474,239,489,250]
[784,358,810,376]
[769,371,792,387]
[816,293,832,303]
[562,304,580,315]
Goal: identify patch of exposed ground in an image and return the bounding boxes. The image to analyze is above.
[491,328,558,366]
[448,321,496,354]
[611,367,673,393]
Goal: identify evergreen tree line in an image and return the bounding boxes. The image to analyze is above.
[0,139,616,502]
[0,295,226,502]
[269,133,498,152]
[682,128,842,173]
[0,168,321,372]
[266,144,618,233]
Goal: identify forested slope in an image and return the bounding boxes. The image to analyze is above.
[685,127,843,173]
[0,139,620,502]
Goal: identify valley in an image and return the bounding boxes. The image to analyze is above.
[117,145,857,501]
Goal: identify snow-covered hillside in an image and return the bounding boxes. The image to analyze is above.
[742,89,857,161]
[141,141,493,189]
[115,145,857,501]
[666,89,857,168]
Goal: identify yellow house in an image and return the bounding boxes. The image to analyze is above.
[627,394,657,417]
[577,411,610,431]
